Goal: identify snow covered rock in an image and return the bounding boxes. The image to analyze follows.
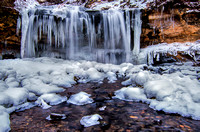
[23,79,65,95]
[36,93,67,109]
[4,88,29,106]
[67,91,94,105]
[134,71,149,86]
[86,68,104,82]
[0,81,8,92]
[46,113,66,121]
[0,88,29,107]
[80,114,103,127]
[0,106,10,132]
[106,71,117,83]
[144,80,175,101]
[114,86,147,102]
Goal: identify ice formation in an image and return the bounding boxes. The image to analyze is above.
[0,0,198,131]
[36,93,67,109]
[138,41,200,65]
[15,0,142,64]
[114,67,200,120]
[0,54,199,130]
[0,106,10,132]
[67,91,94,105]
[80,114,103,127]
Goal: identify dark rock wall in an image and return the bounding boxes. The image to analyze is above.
[0,0,20,57]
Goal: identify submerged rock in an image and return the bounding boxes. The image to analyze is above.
[46,113,66,121]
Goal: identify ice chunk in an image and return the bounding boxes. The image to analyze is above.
[24,80,65,95]
[4,88,29,106]
[0,71,6,80]
[5,76,19,87]
[144,80,175,101]
[99,106,106,111]
[80,114,102,127]
[0,81,8,92]
[36,98,51,109]
[121,78,132,86]
[114,87,147,102]
[0,88,28,107]
[106,71,117,83]
[0,94,13,107]
[6,102,36,113]
[28,93,37,101]
[67,92,93,105]
[36,93,67,106]
[51,74,76,87]
[87,68,104,82]
[0,106,10,132]
[134,71,149,86]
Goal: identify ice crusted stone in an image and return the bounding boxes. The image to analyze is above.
[80,114,103,127]
[67,91,93,105]
[114,86,148,102]
[46,113,66,121]
[0,106,10,132]
[36,93,67,109]
[134,71,149,86]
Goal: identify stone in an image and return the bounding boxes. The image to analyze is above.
[100,120,111,130]
[46,113,66,121]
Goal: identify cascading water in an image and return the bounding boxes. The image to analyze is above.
[16,1,142,64]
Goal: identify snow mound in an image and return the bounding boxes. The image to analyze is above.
[0,106,10,132]
[36,93,67,109]
[67,91,94,105]
[80,114,102,127]
[0,88,29,107]
[134,71,149,86]
[0,81,9,92]
[114,87,147,102]
[114,71,200,120]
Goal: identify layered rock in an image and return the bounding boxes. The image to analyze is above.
[141,8,200,47]
[0,0,20,58]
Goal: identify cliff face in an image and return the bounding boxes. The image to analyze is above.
[0,0,199,58]
[0,0,20,57]
[141,8,200,47]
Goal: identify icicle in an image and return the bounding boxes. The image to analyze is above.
[125,10,131,62]
[20,10,29,58]
[133,9,142,55]
[16,17,21,36]
[17,3,143,64]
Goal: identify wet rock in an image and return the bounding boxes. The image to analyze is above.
[94,96,109,102]
[153,119,162,125]
[2,53,15,59]
[100,120,111,130]
[46,113,66,121]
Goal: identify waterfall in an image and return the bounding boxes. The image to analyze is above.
[17,5,142,64]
